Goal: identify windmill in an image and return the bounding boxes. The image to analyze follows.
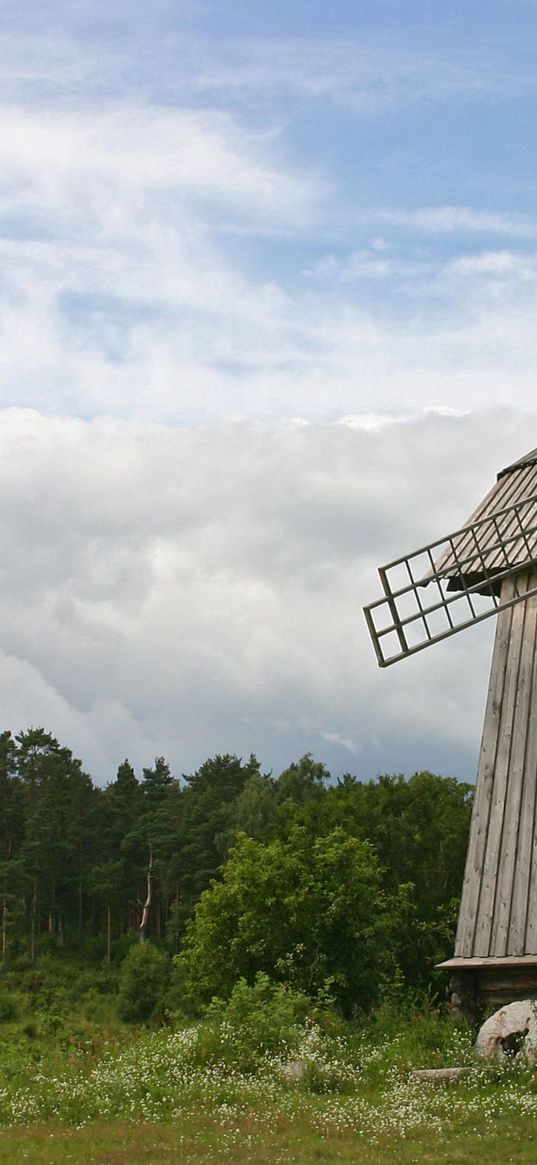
[363,446,537,1017]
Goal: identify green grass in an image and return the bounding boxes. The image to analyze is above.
[0,981,536,1164]
[0,1105,535,1165]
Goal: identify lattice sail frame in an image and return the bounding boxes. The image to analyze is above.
[363,492,537,667]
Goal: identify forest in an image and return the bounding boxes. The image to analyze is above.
[0,726,473,1016]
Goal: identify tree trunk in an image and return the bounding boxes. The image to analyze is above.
[2,898,7,964]
[139,851,154,943]
[107,903,112,961]
[78,881,83,944]
[30,878,37,965]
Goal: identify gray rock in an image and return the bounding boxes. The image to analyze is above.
[475,999,537,1059]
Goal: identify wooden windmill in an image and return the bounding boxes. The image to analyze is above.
[363,447,537,1016]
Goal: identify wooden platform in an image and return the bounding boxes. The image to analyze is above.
[437,956,537,1018]
[438,956,537,969]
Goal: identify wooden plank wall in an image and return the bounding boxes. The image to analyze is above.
[455,569,537,958]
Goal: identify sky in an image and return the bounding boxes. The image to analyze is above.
[1,0,537,784]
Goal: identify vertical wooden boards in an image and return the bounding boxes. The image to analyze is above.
[455,585,514,957]
[455,571,537,959]
[506,579,537,955]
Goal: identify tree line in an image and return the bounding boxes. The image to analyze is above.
[0,728,473,1012]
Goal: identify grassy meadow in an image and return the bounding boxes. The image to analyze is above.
[0,970,536,1164]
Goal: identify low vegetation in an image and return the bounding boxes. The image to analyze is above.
[0,973,536,1163]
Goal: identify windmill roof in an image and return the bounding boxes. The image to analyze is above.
[432,446,537,589]
[498,447,537,478]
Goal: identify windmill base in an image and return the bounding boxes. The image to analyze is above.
[438,957,537,1022]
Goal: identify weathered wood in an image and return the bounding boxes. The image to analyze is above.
[439,960,537,1016]
[477,584,522,956]
[453,571,537,963]
[411,1068,474,1083]
[508,582,537,954]
[439,956,537,969]
[489,582,531,954]
[455,594,513,957]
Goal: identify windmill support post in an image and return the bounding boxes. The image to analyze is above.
[364,448,537,1020]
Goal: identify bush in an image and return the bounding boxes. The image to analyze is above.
[117,942,169,1023]
[178,827,392,1015]
[201,973,311,1071]
[33,983,69,1034]
[0,993,18,1022]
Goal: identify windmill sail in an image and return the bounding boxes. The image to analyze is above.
[364,449,537,667]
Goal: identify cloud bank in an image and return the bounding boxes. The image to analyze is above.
[1,406,532,783]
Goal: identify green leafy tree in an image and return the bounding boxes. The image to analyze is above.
[274,767,473,988]
[275,753,329,808]
[173,754,262,910]
[232,770,278,841]
[178,826,396,1015]
[336,771,473,982]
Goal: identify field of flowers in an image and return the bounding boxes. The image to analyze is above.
[1,1005,537,1164]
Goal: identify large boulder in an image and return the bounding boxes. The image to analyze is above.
[475,999,537,1059]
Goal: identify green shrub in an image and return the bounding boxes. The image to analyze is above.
[348,1001,476,1086]
[117,942,169,1023]
[0,993,18,1022]
[201,973,311,1071]
[76,964,119,997]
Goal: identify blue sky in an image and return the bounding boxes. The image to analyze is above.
[1,0,537,425]
[0,0,536,781]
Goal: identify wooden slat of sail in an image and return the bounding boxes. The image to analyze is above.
[364,508,537,668]
[455,570,537,960]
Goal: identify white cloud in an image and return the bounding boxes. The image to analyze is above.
[0,96,536,427]
[0,102,320,225]
[338,407,470,432]
[447,250,537,278]
[368,207,537,239]
[169,32,537,116]
[0,406,533,783]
